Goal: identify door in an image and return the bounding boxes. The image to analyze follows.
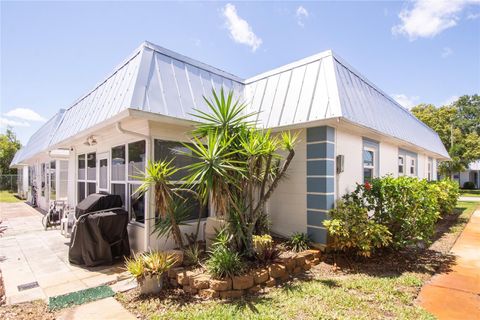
[97,153,109,193]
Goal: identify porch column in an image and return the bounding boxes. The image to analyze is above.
[306,126,335,247]
[144,137,153,250]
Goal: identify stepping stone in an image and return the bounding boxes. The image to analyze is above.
[57,297,136,320]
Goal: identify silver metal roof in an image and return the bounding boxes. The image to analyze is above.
[13,41,449,166]
[11,110,65,166]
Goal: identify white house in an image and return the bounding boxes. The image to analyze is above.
[457,160,480,189]
[10,41,449,250]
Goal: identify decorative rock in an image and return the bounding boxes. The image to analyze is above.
[177,270,196,286]
[168,267,185,279]
[311,258,320,265]
[190,275,210,289]
[268,263,287,278]
[292,266,302,275]
[265,277,276,287]
[248,285,261,294]
[183,285,198,295]
[169,278,178,288]
[280,273,290,282]
[303,262,312,271]
[294,255,306,267]
[232,274,254,290]
[198,289,219,299]
[210,278,232,291]
[305,249,321,259]
[252,269,269,284]
[220,290,244,299]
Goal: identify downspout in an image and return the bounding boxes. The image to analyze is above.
[116,121,152,251]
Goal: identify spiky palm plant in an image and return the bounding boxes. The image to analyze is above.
[134,160,185,249]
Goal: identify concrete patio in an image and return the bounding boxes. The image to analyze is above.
[0,201,129,305]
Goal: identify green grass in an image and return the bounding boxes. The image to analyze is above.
[450,201,478,233]
[48,285,114,310]
[459,189,480,197]
[0,190,21,203]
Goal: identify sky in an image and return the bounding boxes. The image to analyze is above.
[1,0,479,144]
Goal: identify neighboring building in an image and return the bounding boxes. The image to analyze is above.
[458,160,480,189]
[10,41,449,250]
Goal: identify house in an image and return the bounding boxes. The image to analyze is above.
[10,41,449,250]
[457,160,480,189]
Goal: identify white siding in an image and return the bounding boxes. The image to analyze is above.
[336,129,362,197]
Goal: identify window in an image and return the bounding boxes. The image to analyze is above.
[111,140,146,223]
[154,140,198,181]
[427,159,432,181]
[398,156,404,175]
[99,158,108,189]
[128,140,145,180]
[77,153,97,204]
[49,161,56,200]
[112,145,126,181]
[58,160,68,199]
[363,148,375,183]
[41,163,46,197]
[78,154,85,180]
[410,158,416,176]
[153,139,208,221]
[129,184,145,223]
[87,153,96,181]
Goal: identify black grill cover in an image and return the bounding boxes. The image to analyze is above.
[75,193,123,219]
[69,209,130,267]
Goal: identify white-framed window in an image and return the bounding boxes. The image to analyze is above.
[398,156,405,175]
[77,152,97,203]
[110,140,146,224]
[427,158,433,181]
[363,147,376,183]
[49,160,56,200]
[409,158,416,176]
[41,163,46,197]
[153,139,208,221]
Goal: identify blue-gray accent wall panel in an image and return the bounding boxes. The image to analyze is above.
[307,210,330,226]
[307,126,335,142]
[307,177,334,193]
[307,227,328,244]
[307,160,334,176]
[307,143,335,159]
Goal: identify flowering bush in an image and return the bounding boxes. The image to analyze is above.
[324,176,459,255]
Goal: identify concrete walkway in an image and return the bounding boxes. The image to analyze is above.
[418,206,480,319]
[0,202,128,304]
[57,297,136,320]
[459,196,480,202]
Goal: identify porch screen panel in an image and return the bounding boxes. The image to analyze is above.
[58,160,68,199]
[87,153,96,181]
[49,161,56,200]
[128,141,145,180]
[78,154,85,180]
[112,145,126,181]
[99,159,108,189]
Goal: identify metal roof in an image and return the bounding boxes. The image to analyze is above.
[13,41,449,165]
[469,160,480,171]
[11,110,65,166]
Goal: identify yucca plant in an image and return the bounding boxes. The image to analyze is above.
[125,253,146,282]
[288,232,311,252]
[134,160,185,249]
[125,251,177,283]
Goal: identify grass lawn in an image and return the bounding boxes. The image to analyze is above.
[459,189,480,197]
[0,191,21,203]
[117,201,479,320]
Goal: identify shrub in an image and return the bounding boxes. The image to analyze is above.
[463,181,476,190]
[323,200,392,257]
[252,234,280,262]
[206,247,244,278]
[206,228,244,278]
[288,232,310,252]
[183,243,201,266]
[125,251,177,284]
[431,179,459,215]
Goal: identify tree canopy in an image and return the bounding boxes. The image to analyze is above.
[0,127,22,175]
[411,94,480,176]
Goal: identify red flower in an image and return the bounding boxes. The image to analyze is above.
[364,182,372,190]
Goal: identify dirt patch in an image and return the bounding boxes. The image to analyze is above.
[0,300,57,320]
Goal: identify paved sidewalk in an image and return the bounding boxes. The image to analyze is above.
[418,207,480,319]
[57,297,136,320]
[459,196,480,202]
[0,202,128,305]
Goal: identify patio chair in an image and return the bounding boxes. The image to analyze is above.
[60,205,76,238]
[43,200,66,230]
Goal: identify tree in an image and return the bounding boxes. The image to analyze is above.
[0,127,21,175]
[411,94,480,177]
[184,89,298,257]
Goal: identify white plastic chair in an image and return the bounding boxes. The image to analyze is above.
[61,206,76,238]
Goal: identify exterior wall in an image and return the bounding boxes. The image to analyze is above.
[379,143,398,177]
[268,129,307,237]
[336,129,362,197]
[305,126,335,246]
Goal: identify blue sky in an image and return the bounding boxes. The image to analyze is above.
[1,1,479,144]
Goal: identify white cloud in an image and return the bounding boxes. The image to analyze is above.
[221,3,262,52]
[441,95,459,106]
[0,117,30,128]
[392,94,420,109]
[296,6,309,27]
[4,108,46,122]
[392,0,480,40]
[441,46,453,58]
[467,12,480,19]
